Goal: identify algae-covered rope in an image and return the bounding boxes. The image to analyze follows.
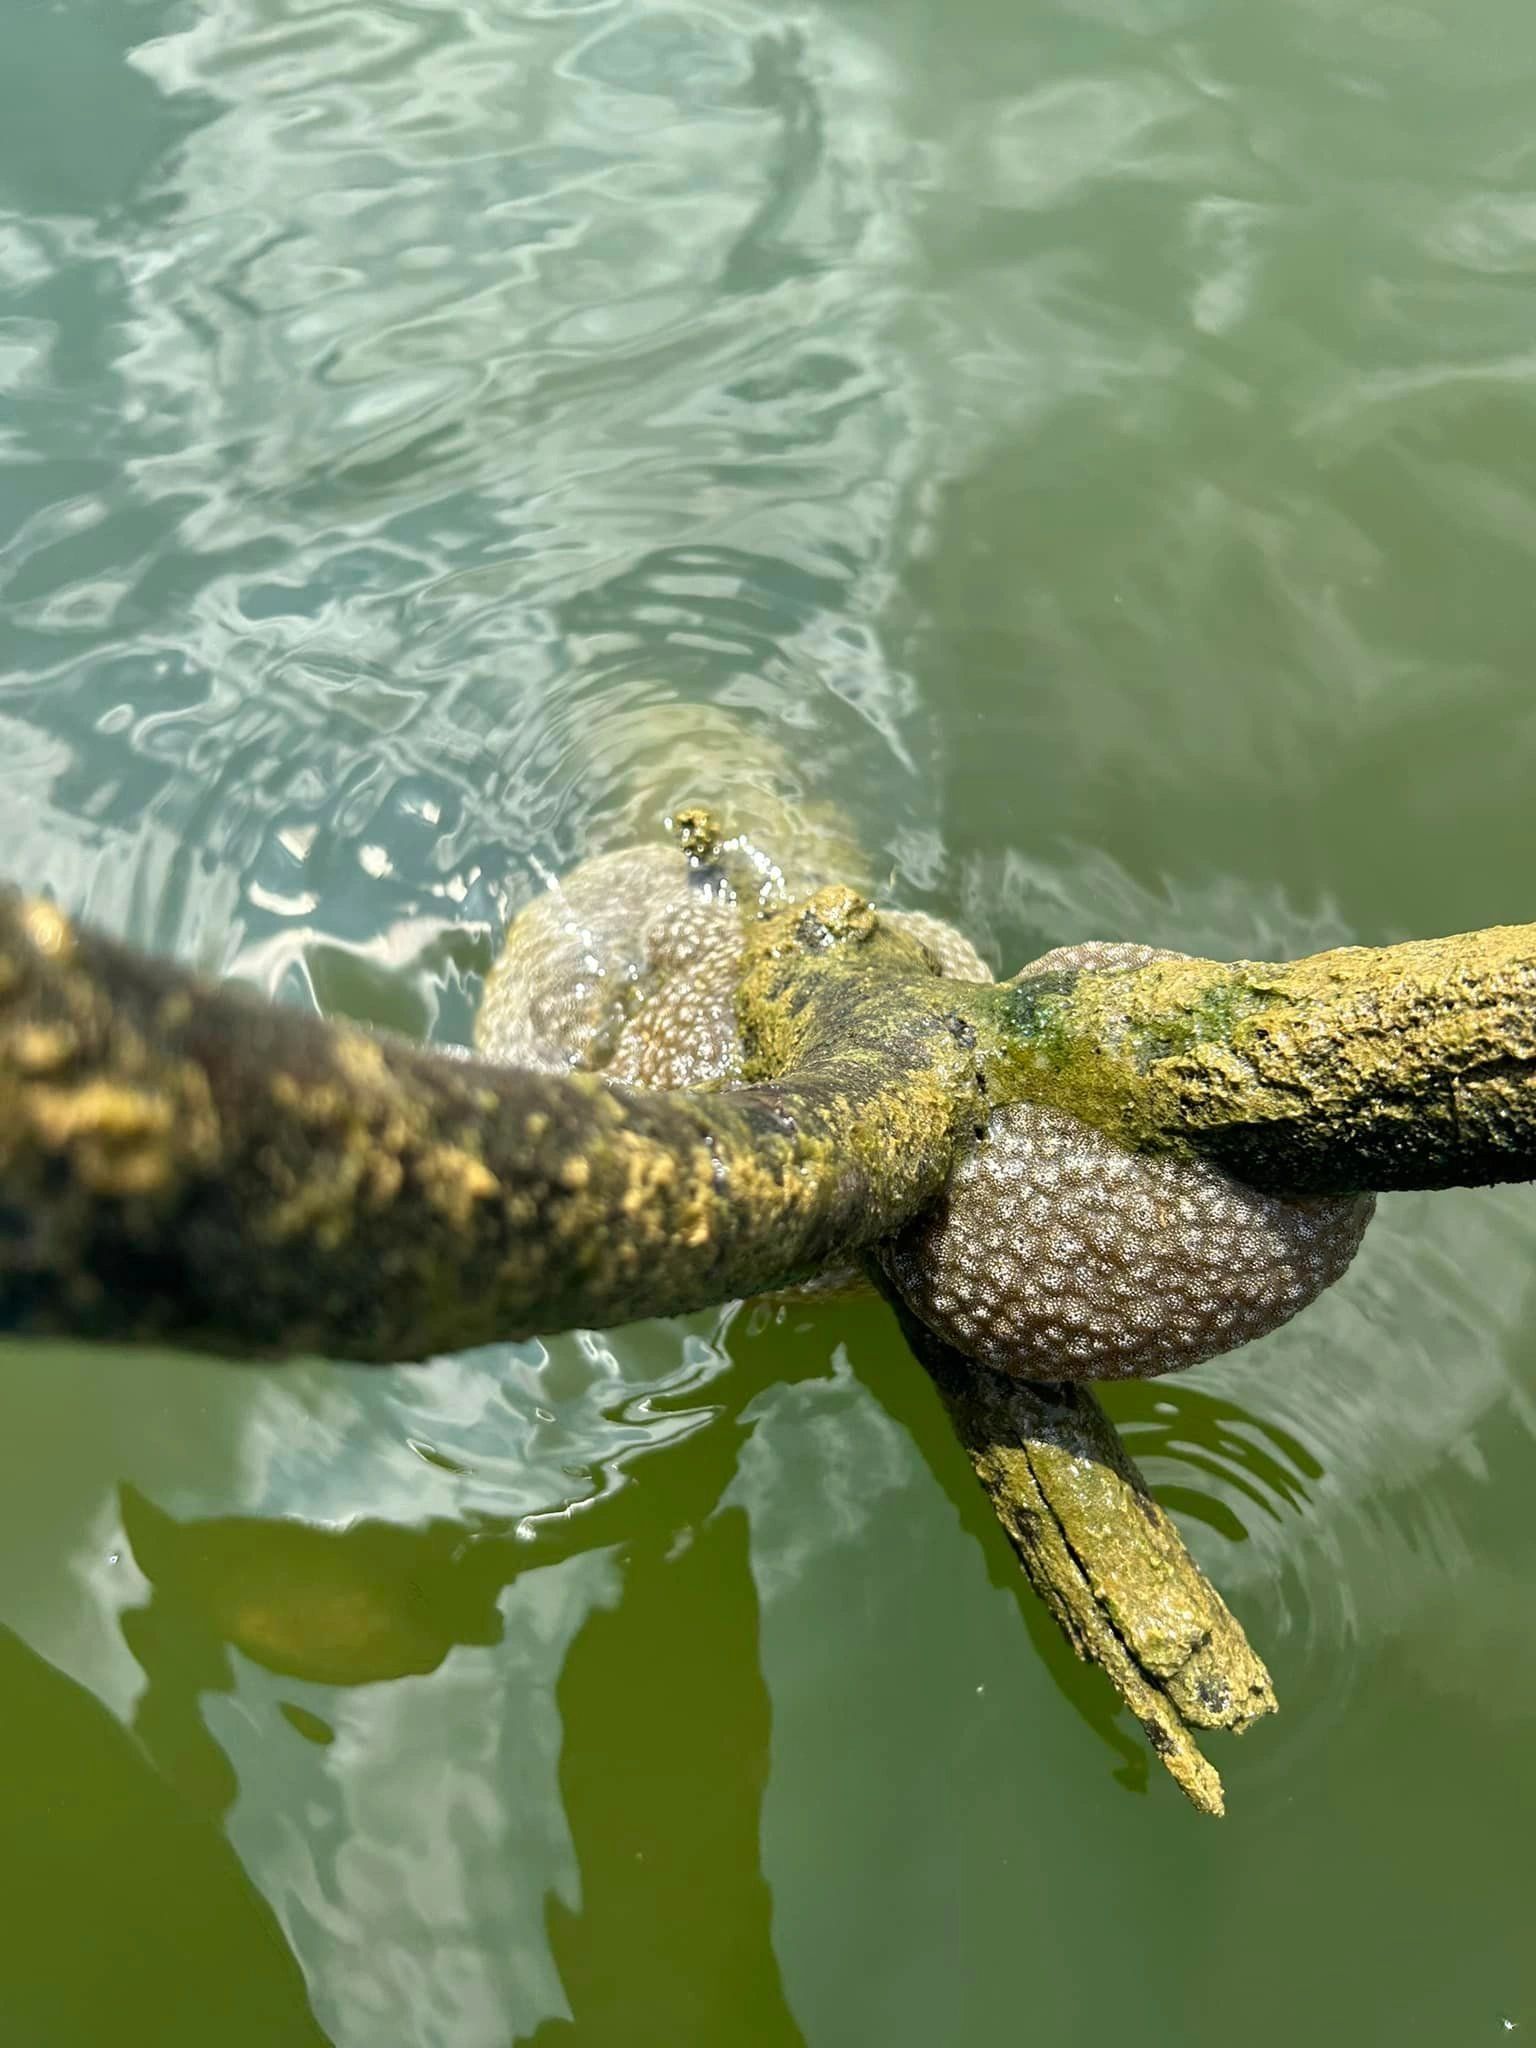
[1,885,1534,1359]
[0,887,977,1358]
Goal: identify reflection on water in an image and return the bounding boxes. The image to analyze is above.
[3,0,1536,2039]
[2,0,943,986]
[112,1318,821,2044]
[522,1424,804,2044]
[0,1622,327,2047]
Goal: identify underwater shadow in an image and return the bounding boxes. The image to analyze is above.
[118,1326,816,2046]
[0,1622,328,2046]
[520,1417,807,2046]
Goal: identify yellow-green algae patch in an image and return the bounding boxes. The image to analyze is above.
[977,923,1536,1193]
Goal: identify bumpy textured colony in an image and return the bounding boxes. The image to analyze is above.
[878,941,1375,1380]
[881,908,992,986]
[474,845,991,1086]
[478,862,1374,1380]
[474,846,748,1088]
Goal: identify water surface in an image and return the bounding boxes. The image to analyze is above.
[1,0,1533,2041]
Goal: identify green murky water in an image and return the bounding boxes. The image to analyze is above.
[2,0,1534,2040]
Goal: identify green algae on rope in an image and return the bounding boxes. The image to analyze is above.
[982,925,1536,1195]
[899,1302,1277,1819]
[0,884,983,1359]
[2,883,1536,1358]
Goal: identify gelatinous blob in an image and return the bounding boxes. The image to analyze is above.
[474,844,990,1089]
[880,908,991,985]
[879,942,1374,1380]
[477,870,1372,1378]
[474,845,745,1087]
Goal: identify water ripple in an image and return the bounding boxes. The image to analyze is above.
[4,0,1536,2026]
